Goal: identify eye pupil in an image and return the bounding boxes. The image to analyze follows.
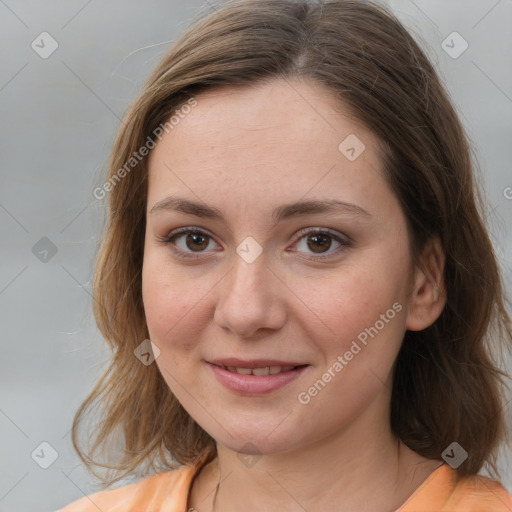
[307,234,331,253]
[186,233,209,251]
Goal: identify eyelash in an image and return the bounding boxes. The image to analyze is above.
[158,226,352,261]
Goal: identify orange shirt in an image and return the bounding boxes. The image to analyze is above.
[56,461,512,511]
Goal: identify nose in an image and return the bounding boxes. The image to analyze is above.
[213,250,287,338]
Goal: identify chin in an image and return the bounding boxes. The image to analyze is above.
[211,423,308,457]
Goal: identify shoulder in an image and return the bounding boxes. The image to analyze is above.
[400,463,512,512]
[447,472,512,512]
[55,464,199,512]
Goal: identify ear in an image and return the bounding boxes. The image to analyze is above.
[406,236,447,331]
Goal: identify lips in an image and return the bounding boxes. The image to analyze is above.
[206,359,311,394]
[219,365,301,375]
[208,357,308,368]
[208,358,309,376]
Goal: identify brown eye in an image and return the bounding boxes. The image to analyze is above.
[162,227,220,260]
[306,233,332,253]
[185,232,210,251]
[292,228,351,260]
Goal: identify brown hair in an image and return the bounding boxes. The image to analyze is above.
[72,0,512,487]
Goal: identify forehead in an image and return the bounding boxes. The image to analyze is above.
[146,78,389,215]
[155,78,377,153]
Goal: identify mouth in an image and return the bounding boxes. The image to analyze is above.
[206,360,311,395]
[210,363,309,375]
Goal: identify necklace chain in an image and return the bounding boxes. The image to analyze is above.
[212,479,220,512]
[212,462,221,512]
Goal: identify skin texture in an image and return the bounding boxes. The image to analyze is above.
[142,78,446,512]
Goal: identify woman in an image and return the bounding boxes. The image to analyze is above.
[58,0,512,510]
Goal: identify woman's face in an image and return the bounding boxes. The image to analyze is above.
[142,78,417,455]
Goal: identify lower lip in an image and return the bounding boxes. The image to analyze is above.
[208,363,310,395]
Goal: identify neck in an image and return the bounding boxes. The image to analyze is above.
[189,416,442,512]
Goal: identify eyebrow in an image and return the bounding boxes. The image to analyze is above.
[149,196,372,223]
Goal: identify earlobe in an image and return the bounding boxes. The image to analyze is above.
[405,236,447,331]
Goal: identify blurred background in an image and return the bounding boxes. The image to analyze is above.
[1,1,511,510]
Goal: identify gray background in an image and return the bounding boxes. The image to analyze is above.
[1,1,511,510]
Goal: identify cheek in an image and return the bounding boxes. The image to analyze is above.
[142,252,201,352]
[293,269,406,417]
[142,258,207,400]
[297,262,405,337]
[288,249,409,380]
